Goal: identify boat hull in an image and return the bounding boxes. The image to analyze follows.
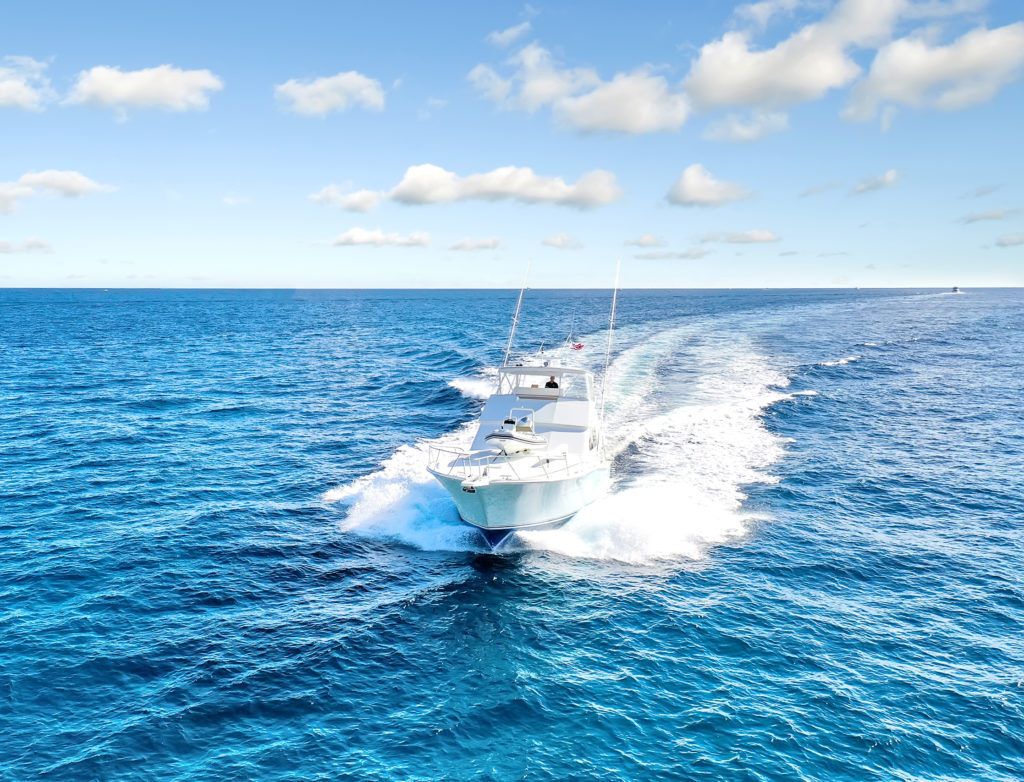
[430,464,609,545]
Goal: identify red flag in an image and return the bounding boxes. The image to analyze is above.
[571,342,584,350]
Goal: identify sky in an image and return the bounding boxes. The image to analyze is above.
[2,0,1023,288]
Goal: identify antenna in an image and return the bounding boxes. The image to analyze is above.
[599,260,621,449]
[502,261,531,367]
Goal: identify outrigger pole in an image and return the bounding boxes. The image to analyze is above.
[503,260,531,368]
[599,260,621,449]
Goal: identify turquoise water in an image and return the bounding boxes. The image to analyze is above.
[2,288,1022,780]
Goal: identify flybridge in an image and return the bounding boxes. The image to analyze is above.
[495,365,593,401]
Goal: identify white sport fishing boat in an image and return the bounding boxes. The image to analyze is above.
[427,266,619,549]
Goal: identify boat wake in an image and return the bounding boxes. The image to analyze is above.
[820,355,861,367]
[322,324,801,564]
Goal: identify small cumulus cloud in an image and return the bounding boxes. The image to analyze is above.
[19,169,115,196]
[388,164,621,208]
[309,185,382,212]
[0,237,52,254]
[1,170,114,213]
[0,55,55,111]
[625,234,665,247]
[450,237,500,251]
[667,164,750,207]
[468,44,688,133]
[701,230,779,243]
[275,71,385,116]
[995,233,1023,247]
[542,233,582,249]
[851,169,898,195]
[331,227,428,247]
[556,69,690,133]
[487,22,532,46]
[0,183,34,214]
[703,110,788,142]
[67,65,223,112]
[961,208,1019,223]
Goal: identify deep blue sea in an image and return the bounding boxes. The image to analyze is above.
[2,288,1023,781]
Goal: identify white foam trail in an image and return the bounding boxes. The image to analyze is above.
[324,325,801,564]
[321,423,486,552]
[448,372,496,401]
[821,355,860,366]
[514,342,791,563]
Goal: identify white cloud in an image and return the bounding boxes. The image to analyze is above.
[625,234,665,247]
[0,237,52,253]
[635,248,710,259]
[469,44,688,133]
[686,0,905,111]
[701,230,780,243]
[995,234,1023,247]
[309,185,382,212]
[331,228,428,247]
[67,65,223,111]
[962,208,1019,223]
[275,71,385,115]
[19,170,114,196]
[1,170,113,213]
[487,22,532,46]
[0,56,54,111]
[851,169,899,194]
[542,233,582,249]
[844,23,1024,123]
[557,70,689,133]
[467,65,513,103]
[388,164,621,208]
[0,183,34,214]
[704,110,788,141]
[450,237,501,250]
[494,43,600,111]
[667,164,750,207]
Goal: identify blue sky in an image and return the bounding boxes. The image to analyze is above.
[2,0,1023,288]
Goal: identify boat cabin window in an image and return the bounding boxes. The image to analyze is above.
[496,368,591,400]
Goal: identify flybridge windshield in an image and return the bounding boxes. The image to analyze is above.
[497,367,592,401]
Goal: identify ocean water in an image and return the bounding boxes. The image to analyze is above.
[1,287,1022,780]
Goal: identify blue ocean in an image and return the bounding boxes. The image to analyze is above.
[2,287,1022,780]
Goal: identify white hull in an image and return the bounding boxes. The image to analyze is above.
[430,464,608,534]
